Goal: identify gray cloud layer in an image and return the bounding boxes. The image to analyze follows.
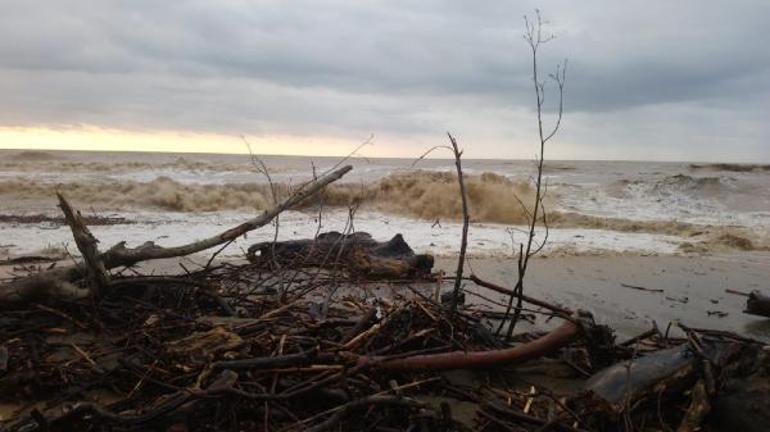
[0,0,768,160]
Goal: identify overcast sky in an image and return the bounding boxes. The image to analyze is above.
[0,1,768,161]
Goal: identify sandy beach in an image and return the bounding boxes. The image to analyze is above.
[437,252,770,341]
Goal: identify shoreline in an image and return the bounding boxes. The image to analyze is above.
[437,252,770,341]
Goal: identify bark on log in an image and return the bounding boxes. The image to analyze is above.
[584,339,744,414]
[57,192,109,298]
[0,165,353,304]
[247,231,434,279]
[745,290,770,318]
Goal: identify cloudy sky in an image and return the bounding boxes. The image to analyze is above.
[0,1,768,161]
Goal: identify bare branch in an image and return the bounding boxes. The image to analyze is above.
[495,10,567,339]
[57,193,109,298]
[447,133,470,314]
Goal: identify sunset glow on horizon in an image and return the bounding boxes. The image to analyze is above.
[0,126,383,157]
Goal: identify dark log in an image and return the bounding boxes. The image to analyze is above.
[584,339,744,414]
[711,362,770,432]
[745,290,770,318]
[247,232,434,279]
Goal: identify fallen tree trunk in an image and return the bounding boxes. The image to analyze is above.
[0,165,353,304]
[583,339,745,415]
[247,231,434,279]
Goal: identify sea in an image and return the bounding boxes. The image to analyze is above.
[1,149,769,261]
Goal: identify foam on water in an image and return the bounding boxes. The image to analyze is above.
[0,209,683,260]
[1,149,769,257]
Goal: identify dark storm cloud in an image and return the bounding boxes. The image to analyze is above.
[0,0,768,159]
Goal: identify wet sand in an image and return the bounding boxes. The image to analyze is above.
[436,252,770,342]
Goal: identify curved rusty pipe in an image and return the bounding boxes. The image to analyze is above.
[357,319,580,371]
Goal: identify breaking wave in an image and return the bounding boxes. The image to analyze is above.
[0,176,281,212]
[8,150,63,161]
[689,163,770,173]
[0,155,253,173]
[652,174,726,196]
[550,212,703,236]
[678,230,767,254]
[321,171,541,224]
[1,170,767,251]
[609,174,729,199]
[0,171,540,222]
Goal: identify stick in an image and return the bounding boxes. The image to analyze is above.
[725,288,750,297]
[621,283,663,293]
[447,133,469,313]
[469,274,572,317]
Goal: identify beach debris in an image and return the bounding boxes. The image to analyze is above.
[665,295,690,304]
[745,290,770,318]
[3,248,762,431]
[584,339,744,414]
[707,310,729,318]
[247,231,434,279]
[710,351,770,432]
[620,282,664,293]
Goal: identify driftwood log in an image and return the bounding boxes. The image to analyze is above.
[745,290,770,318]
[0,165,353,304]
[247,231,434,279]
[584,339,746,415]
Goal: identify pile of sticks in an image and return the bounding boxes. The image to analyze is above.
[2,257,764,431]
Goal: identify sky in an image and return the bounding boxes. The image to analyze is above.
[0,1,768,161]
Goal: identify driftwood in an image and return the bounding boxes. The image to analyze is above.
[584,339,745,414]
[0,165,353,304]
[469,274,572,317]
[57,192,109,297]
[711,357,770,432]
[744,289,770,318]
[247,231,434,279]
[1,249,765,431]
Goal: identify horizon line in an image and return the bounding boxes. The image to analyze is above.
[0,146,767,165]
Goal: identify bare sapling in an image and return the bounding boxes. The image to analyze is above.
[497,9,567,339]
[413,132,470,313]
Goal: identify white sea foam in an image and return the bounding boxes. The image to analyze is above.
[1,149,768,257]
[0,209,684,260]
